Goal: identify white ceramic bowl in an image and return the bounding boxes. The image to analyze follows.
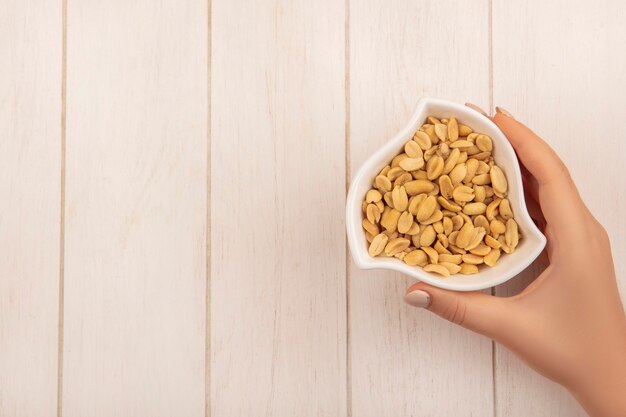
[346,97,546,291]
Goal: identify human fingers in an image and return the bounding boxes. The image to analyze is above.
[492,108,591,241]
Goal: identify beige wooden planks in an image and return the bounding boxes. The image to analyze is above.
[493,0,626,415]
[62,1,208,415]
[210,0,347,415]
[0,1,62,416]
[348,1,495,416]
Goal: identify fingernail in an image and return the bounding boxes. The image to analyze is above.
[495,106,514,119]
[465,102,489,117]
[404,290,431,308]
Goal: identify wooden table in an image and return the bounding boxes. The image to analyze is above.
[2,0,624,416]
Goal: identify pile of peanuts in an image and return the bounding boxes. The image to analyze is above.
[361,115,521,277]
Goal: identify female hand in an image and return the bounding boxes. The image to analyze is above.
[404,106,626,417]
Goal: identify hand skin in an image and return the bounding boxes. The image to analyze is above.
[404,106,626,417]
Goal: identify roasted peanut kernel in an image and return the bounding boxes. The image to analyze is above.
[476,134,493,152]
[473,185,486,202]
[404,249,428,266]
[476,161,490,175]
[463,202,487,216]
[458,124,473,136]
[434,123,448,141]
[437,196,462,212]
[449,140,474,149]
[397,211,414,234]
[484,234,501,249]
[442,216,453,235]
[456,223,475,249]
[413,131,432,150]
[449,163,467,185]
[392,186,409,212]
[439,253,462,264]
[391,153,408,168]
[470,244,491,257]
[366,189,382,203]
[407,221,421,235]
[439,261,462,274]
[451,214,464,231]
[383,192,394,208]
[490,219,506,237]
[375,175,392,192]
[394,173,413,187]
[442,148,461,175]
[424,263,450,277]
[499,198,513,219]
[419,225,437,247]
[422,209,443,225]
[362,219,379,236]
[405,140,423,158]
[367,204,381,224]
[426,155,444,180]
[447,117,459,141]
[399,157,425,171]
[416,195,437,222]
[460,263,479,274]
[405,179,435,196]
[484,248,501,266]
[452,185,474,203]
[490,165,508,196]
[387,167,405,181]
[439,175,454,200]
[422,246,439,264]
[486,198,501,220]
[385,238,411,256]
[473,215,490,234]
[464,158,479,183]
[369,233,388,256]
[505,218,519,249]
[462,253,484,265]
[408,193,427,215]
[381,208,402,232]
[471,173,491,185]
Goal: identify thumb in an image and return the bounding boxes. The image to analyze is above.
[404,282,510,339]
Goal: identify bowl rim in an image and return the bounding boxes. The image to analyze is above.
[345,96,547,291]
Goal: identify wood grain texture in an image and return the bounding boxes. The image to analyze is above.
[0,1,61,416]
[348,1,495,416]
[62,1,208,416]
[493,0,626,415]
[210,1,347,416]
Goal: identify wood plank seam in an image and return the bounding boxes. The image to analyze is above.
[488,1,497,416]
[344,1,352,417]
[206,0,212,415]
[58,0,68,415]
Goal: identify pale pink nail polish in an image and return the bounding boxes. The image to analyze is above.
[495,106,514,119]
[404,290,431,308]
[465,102,489,117]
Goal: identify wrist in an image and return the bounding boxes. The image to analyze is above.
[567,332,626,417]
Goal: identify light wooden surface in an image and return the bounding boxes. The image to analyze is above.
[1,0,625,416]
[211,0,347,416]
[62,1,207,416]
[0,1,61,416]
